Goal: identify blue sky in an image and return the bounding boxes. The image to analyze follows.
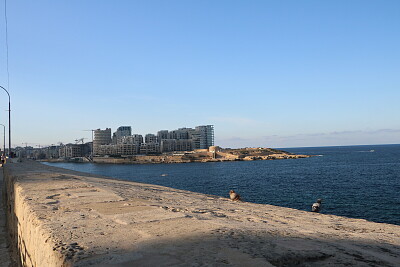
[0,0,399,148]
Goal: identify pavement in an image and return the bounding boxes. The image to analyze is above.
[0,167,12,267]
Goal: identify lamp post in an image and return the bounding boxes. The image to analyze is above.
[83,129,95,159]
[0,86,11,158]
[0,124,5,158]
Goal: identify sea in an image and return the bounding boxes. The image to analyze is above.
[43,144,400,226]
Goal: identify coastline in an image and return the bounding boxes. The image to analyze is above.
[41,147,312,165]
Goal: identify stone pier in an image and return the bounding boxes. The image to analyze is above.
[2,160,400,266]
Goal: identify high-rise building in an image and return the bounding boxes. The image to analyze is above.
[112,126,132,144]
[157,130,169,142]
[145,134,157,143]
[193,125,214,149]
[93,128,112,155]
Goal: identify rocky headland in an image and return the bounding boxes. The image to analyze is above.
[43,147,311,164]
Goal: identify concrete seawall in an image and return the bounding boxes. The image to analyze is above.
[3,160,400,266]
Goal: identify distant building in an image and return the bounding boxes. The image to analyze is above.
[192,125,214,149]
[116,143,139,156]
[93,128,112,155]
[160,139,176,153]
[117,134,143,145]
[91,124,214,156]
[160,139,193,153]
[95,144,115,156]
[145,134,157,143]
[157,130,169,142]
[169,128,190,140]
[16,146,34,158]
[112,126,132,144]
[45,145,60,159]
[140,142,160,154]
[59,144,82,158]
[176,139,193,151]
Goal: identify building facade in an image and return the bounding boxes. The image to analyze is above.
[90,125,214,156]
[139,142,160,154]
[112,126,132,144]
[59,144,82,158]
[194,125,214,149]
[93,128,112,155]
[145,134,157,143]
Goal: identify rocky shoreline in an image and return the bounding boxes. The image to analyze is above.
[42,146,312,165]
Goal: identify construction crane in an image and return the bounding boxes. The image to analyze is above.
[22,142,40,148]
[75,138,86,144]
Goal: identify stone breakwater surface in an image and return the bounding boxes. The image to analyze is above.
[3,160,400,266]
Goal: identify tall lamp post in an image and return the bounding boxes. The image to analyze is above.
[0,86,11,157]
[83,129,95,159]
[0,124,5,158]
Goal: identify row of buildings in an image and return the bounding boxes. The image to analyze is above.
[16,125,215,159]
[15,144,90,160]
[93,125,214,156]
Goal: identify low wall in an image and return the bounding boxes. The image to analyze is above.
[3,160,400,266]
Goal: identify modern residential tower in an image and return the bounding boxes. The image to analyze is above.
[93,128,112,155]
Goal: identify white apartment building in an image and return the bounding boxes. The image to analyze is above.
[59,144,82,158]
[92,125,214,156]
[140,142,160,154]
[117,134,143,145]
[116,143,139,156]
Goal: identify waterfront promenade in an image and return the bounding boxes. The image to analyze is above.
[3,160,400,266]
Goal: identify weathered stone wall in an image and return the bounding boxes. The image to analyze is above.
[4,163,69,266]
[3,160,400,267]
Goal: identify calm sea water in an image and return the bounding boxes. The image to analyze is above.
[43,144,400,225]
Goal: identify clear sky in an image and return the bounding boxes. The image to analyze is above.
[0,0,399,148]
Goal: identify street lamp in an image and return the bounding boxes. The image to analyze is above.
[0,124,5,158]
[0,86,11,158]
[83,129,95,159]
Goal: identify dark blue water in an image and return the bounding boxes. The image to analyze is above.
[43,144,400,225]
